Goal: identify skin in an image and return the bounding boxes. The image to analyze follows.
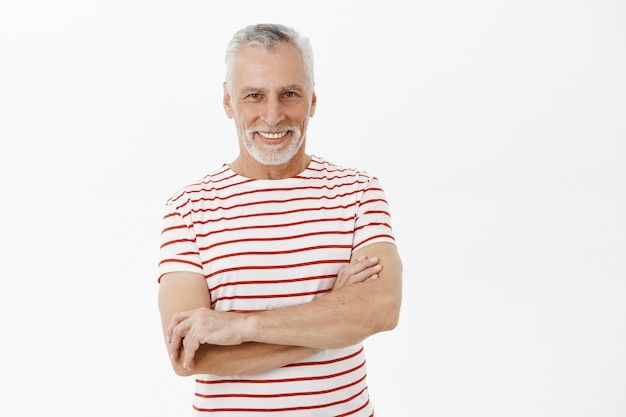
[158,40,403,376]
[224,41,316,179]
[159,256,387,375]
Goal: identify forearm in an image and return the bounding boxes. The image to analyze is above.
[243,243,402,349]
[164,243,402,370]
[244,277,399,349]
[170,341,319,377]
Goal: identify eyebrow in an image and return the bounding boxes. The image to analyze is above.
[279,84,305,94]
[240,86,267,95]
[239,84,306,95]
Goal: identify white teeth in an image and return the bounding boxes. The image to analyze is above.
[258,131,288,139]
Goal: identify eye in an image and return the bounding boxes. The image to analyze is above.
[247,93,261,99]
[283,91,297,98]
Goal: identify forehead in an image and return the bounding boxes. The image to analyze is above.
[231,41,310,90]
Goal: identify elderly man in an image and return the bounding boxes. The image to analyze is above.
[158,23,402,416]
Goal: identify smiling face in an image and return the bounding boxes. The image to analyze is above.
[223,41,317,178]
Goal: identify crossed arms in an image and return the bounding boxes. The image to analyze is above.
[158,241,402,376]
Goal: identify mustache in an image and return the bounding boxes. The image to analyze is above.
[246,125,301,134]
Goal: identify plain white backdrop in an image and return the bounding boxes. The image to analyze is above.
[1,1,625,416]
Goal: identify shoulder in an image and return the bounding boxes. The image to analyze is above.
[165,164,234,206]
[308,155,377,184]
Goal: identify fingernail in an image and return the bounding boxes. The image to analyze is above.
[357,256,366,261]
[370,257,378,262]
[374,264,382,271]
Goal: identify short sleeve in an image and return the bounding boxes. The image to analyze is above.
[157,193,203,282]
[352,176,396,252]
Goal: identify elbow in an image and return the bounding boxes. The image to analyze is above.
[378,254,402,332]
[171,362,256,378]
[363,302,399,340]
[377,285,402,332]
[162,344,194,376]
[161,341,194,376]
[380,302,401,332]
[170,360,194,377]
[171,361,230,377]
[168,349,245,377]
[363,296,400,336]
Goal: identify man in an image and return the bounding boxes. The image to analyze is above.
[158,23,403,416]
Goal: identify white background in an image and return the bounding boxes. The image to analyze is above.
[1,1,625,416]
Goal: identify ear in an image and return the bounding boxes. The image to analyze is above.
[309,90,317,117]
[223,82,234,119]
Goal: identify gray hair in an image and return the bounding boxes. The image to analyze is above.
[224,23,314,91]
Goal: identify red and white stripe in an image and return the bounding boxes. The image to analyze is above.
[159,155,395,416]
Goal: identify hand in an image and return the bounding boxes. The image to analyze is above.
[166,257,382,370]
[167,307,247,371]
[333,256,382,290]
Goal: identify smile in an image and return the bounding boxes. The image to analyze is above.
[257,131,289,139]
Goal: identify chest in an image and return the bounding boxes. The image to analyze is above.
[191,185,360,310]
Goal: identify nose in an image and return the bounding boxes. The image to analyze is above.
[261,95,285,127]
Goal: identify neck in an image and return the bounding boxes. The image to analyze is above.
[230,152,311,180]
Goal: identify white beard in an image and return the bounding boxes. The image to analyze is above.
[240,125,304,166]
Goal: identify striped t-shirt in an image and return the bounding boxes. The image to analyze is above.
[158,155,396,416]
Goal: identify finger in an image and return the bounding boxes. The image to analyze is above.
[352,255,366,264]
[167,310,191,343]
[334,260,382,289]
[365,273,379,282]
[363,256,379,266]
[347,263,382,285]
[347,258,381,277]
[353,257,379,273]
[169,320,190,360]
[182,334,200,371]
[170,338,181,361]
[170,333,182,361]
[343,257,378,277]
